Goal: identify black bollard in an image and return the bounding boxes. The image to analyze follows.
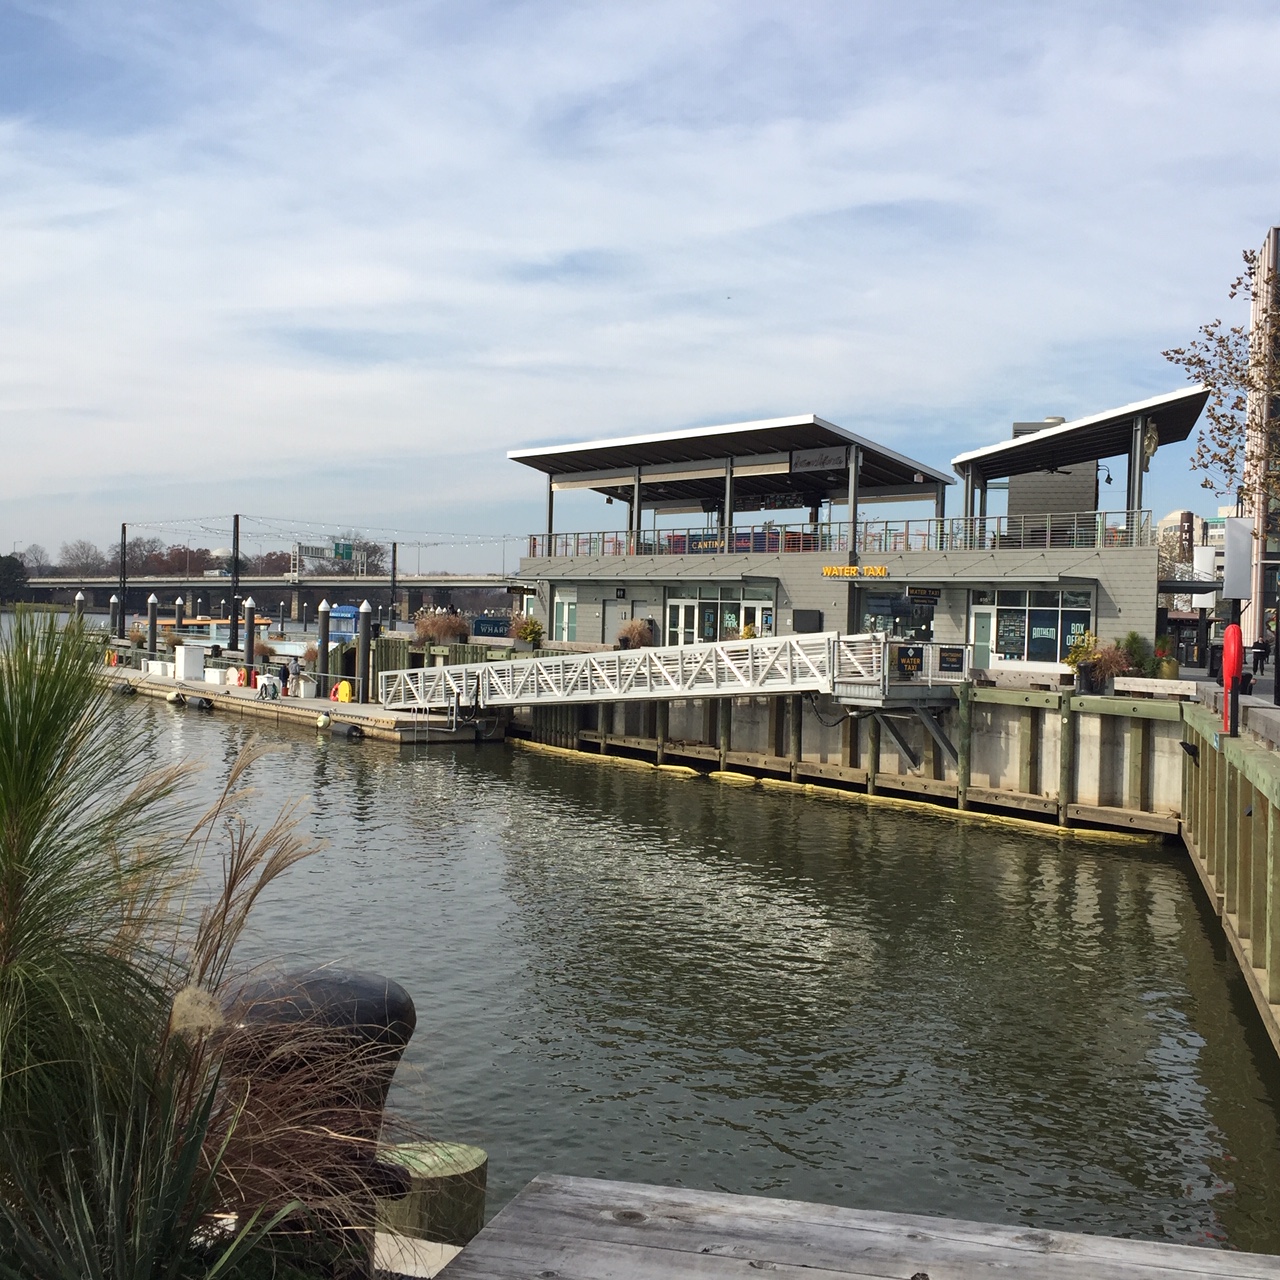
[243,596,257,672]
[317,600,331,698]
[108,593,119,636]
[146,594,158,658]
[175,595,185,630]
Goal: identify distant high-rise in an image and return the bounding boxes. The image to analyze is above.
[1247,226,1280,642]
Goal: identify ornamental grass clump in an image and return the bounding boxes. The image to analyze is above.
[413,610,470,644]
[0,610,412,1277]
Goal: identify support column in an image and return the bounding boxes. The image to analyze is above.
[1127,415,1145,514]
[633,469,642,549]
[1058,694,1075,827]
[847,447,861,557]
[722,461,734,552]
[789,693,802,781]
[866,713,880,796]
[656,701,668,766]
[718,698,731,770]
[956,685,972,809]
[546,475,555,541]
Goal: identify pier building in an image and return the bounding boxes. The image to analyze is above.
[510,386,1209,679]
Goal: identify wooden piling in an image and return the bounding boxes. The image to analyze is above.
[956,684,971,811]
[1057,696,1075,827]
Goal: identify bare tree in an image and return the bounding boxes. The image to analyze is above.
[1164,246,1280,503]
[58,540,106,576]
[17,544,50,574]
[125,536,166,575]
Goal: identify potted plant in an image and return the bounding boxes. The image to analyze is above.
[616,618,653,650]
[509,612,544,651]
[1154,634,1179,679]
[1065,630,1099,693]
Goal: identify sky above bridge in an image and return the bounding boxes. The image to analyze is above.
[2,1,1279,569]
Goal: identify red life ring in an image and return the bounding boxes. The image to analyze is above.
[329,684,341,701]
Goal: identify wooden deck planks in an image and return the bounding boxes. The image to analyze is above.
[441,1175,1280,1279]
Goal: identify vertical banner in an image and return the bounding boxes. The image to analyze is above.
[1192,544,1217,610]
[1222,518,1253,600]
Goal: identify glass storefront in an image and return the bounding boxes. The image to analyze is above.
[972,587,1092,663]
[666,585,774,645]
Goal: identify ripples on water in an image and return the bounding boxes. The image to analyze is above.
[136,703,1280,1250]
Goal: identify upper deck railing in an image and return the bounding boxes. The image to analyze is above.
[526,510,1153,559]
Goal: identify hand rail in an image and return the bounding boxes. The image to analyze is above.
[526,511,1154,558]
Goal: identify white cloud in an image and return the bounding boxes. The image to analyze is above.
[1,0,1278,557]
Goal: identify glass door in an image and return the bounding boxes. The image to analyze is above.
[667,602,697,645]
[971,608,994,668]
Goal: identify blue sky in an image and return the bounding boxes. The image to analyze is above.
[2,1,1279,569]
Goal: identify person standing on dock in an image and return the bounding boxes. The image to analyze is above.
[288,655,301,696]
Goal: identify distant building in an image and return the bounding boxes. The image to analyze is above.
[1246,225,1280,642]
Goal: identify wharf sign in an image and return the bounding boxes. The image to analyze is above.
[821,564,889,578]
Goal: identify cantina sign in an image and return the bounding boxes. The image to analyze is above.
[821,564,889,578]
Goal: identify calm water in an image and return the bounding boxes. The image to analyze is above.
[136,701,1280,1251]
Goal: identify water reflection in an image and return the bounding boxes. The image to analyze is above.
[132,704,1280,1251]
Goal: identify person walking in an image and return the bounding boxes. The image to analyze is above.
[1252,636,1270,676]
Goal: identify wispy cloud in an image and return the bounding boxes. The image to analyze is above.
[1,0,1278,556]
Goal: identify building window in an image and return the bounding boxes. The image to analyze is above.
[553,591,577,641]
[988,587,1092,662]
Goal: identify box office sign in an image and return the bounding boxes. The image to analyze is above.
[792,446,849,473]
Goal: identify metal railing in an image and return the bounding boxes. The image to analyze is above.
[525,511,1154,558]
[380,632,972,711]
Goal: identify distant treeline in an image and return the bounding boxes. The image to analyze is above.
[21,537,388,577]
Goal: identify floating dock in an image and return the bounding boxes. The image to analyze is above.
[441,1174,1280,1279]
[106,669,502,745]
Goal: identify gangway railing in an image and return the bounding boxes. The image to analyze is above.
[380,633,970,712]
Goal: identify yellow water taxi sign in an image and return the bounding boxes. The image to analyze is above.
[821,564,889,578]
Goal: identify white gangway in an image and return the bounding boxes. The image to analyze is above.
[379,632,968,712]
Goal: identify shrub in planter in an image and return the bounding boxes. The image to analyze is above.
[303,644,319,665]
[616,617,654,649]
[253,639,275,661]
[1090,643,1133,682]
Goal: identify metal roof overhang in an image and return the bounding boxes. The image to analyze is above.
[509,414,953,509]
[949,387,1210,483]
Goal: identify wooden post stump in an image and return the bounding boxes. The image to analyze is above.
[376,1141,488,1246]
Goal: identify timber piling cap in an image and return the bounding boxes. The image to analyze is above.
[244,596,256,609]
[74,591,84,601]
[109,594,118,603]
[360,599,372,612]
[318,599,331,612]
[147,593,159,604]
[175,596,183,605]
